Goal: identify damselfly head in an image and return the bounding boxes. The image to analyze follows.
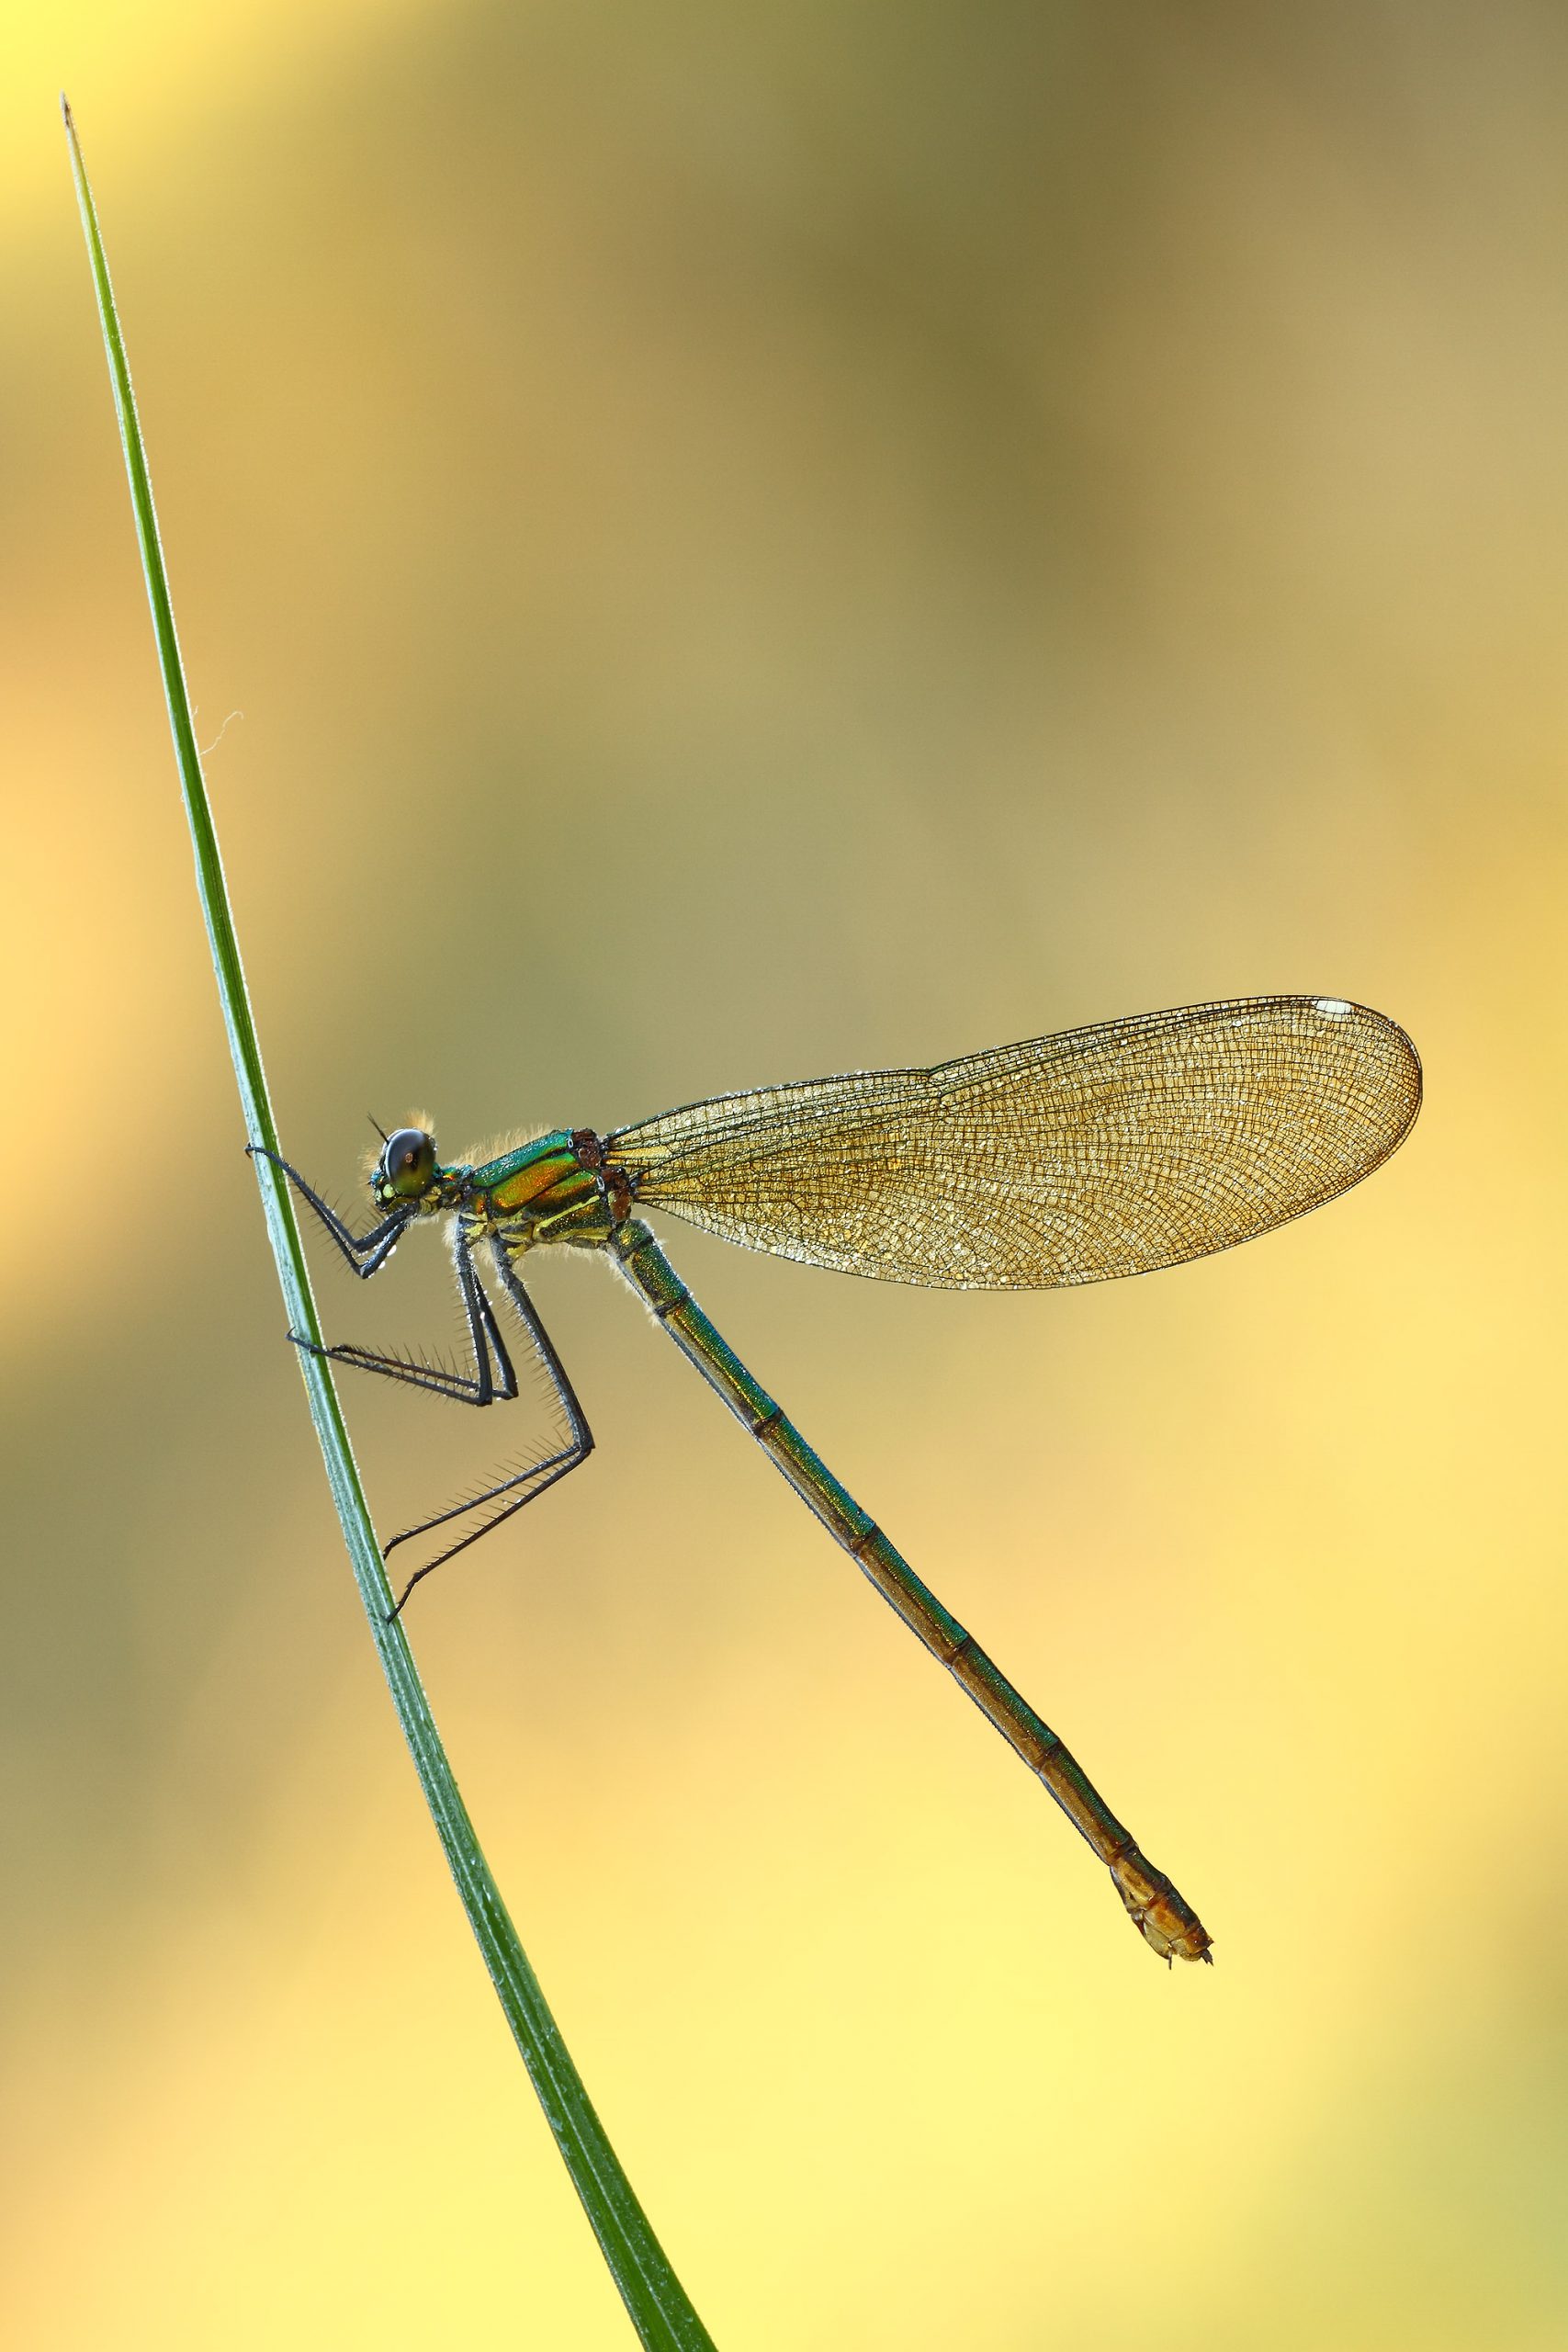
[373,1125,438,1207]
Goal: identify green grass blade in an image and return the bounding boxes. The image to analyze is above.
[62,96,716,2352]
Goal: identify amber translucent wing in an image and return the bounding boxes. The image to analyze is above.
[605,997,1421,1289]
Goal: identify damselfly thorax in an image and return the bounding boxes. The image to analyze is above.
[450,1129,620,1256]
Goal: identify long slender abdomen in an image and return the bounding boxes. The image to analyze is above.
[611,1216,1212,1964]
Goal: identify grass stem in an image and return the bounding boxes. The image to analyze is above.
[63,95,716,2352]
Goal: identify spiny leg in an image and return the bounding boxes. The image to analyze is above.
[610,1215,1212,1966]
[292,1231,521,1406]
[248,1144,410,1275]
[489,1235,593,1458]
[386,1446,590,1617]
[260,1136,595,1611]
[382,1238,595,1616]
[257,1135,515,1403]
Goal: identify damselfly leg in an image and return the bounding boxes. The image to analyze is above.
[254,1146,594,1610]
[381,1238,594,1613]
[248,1146,410,1276]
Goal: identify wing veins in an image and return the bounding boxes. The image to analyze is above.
[605,996,1421,1290]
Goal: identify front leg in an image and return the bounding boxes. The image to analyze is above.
[248,1144,410,1276]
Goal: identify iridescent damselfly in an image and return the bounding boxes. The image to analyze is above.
[255,993,1421,1963]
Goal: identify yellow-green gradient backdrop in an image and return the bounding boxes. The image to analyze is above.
[6,6,1565,2346]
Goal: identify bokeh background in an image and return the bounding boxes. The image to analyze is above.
[5,6,1565,2346]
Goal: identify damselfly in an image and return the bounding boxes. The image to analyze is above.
[257,993,1421,1963]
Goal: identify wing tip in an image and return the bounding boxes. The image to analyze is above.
[1309,995,1424,1157]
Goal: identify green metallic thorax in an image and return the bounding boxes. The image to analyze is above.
[453,1129,613,1256]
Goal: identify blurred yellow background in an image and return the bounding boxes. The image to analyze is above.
[5,6,1565,2346]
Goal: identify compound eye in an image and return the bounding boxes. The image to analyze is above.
[381,1128,434,1198]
